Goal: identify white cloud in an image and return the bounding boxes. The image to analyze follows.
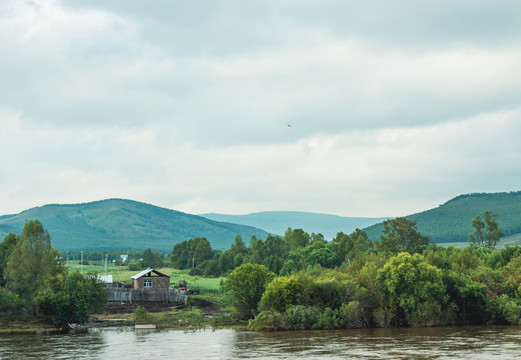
[1,0,521,218]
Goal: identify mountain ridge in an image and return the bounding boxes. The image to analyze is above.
[0,198,269,252]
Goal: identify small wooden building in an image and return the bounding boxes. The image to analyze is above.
[131,268,170,290]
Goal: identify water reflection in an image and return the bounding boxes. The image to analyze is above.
[1,326,520,359]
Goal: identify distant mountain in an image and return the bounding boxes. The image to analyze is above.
[363,191,521,243]
[200,211,387,239]
[0,199,269,252]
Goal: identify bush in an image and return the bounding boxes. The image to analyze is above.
[313,307,343,329]
[373,307,394,328]
[407,301,444,327]
[35,272,107,329]
[248,311,289,331]
[128,260,144,271]
[133,306,151,324]
[285,305,320,330]
[0,288,28,318]
[342,301,369,328]
[220,263,275,319]
[259,273,316,313]
[496,294,521,324]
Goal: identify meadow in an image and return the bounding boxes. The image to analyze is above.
[66,262,223,291]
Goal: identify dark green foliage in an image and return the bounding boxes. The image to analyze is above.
[496,294,521,324]
[284,228,310,250]
[170,237,213,270]
[377,217,430,255]
[314,307,344,329]
[0,232,18,287]
[128,260,144,271]
[0,288,29,319]
[35,271,107,329]
[5,220,64,303]
[342,301,370,328]
[142,248,164,268]
[330,229,372,265]
[284,305,321,330]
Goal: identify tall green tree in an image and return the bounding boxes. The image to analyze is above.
[0,232,18,287]
[220,263,275,319]
[376,217,430,255]
[468,210,504,250]
[142,248,164,268]
[189,237,213,266]
[4,220,64,302]
[377,252,448,326]
[284,228,310,250]
[170,240,191,269]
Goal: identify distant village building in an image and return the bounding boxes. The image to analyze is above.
[120,254,129,262]
[131,268,170,290]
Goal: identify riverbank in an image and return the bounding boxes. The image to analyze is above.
[0,317,60,334]
[0,295,241,334]
[94,296,242,330]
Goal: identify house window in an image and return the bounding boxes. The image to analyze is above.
[143,279,152,288]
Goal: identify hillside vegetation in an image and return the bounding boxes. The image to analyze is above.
[364,192,521,243]
[0,199,268,252]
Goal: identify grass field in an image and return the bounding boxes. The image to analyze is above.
[66,263,223,291]
[436,233,521,250]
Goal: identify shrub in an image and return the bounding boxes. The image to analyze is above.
[342,301,369,328]
[133,306,151,324]
[285,305,320,330]
[248,311,289,331]
[0,288,28,318]
[373,307,394,328]
[128,260,144,271]
[220,263,275,319]
[496,294,521,325]
[313,307,343,330]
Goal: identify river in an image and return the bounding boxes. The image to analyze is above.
[1,326,520,359]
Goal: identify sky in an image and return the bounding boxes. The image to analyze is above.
[1,0,521,218]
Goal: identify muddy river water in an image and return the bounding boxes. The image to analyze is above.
[1,325,520,359]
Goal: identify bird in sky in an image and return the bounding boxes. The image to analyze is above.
[286,123,291,127]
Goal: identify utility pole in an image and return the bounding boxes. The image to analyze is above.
[105,253,108,275]
[81,251,84,274]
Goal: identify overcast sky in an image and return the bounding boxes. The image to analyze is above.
[1,0,521,218]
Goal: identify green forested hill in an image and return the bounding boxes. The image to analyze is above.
[0,199,269,252]
[364,191,521,243]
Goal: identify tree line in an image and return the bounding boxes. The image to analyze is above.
[169,211,500,277]
[216,211,521,330]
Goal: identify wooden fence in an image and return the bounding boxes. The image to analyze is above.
[107,288,187,304]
